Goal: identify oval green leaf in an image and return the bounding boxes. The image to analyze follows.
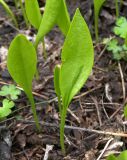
[7,34,40,130]
[56,0,70,36]
[118,150,127,160]
[60,9,94,108]
[59,8,94,153]
[25,0,41,29]
[34,0,70,48]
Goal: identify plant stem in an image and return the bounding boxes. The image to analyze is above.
[42,39,47,60]
[0,0,18,28]
[19,0,29,28]
[14,0,18,10]
[29,93,41,131]
[95,18,99,42]
[60,107,68,155]
[115,0,119,18]
[58,95,62,116]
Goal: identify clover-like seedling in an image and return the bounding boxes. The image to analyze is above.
[0,85,21,100]
[106,17,127,61]
[0,99,14,120]
[54,9,94,153]
[107,150,127,160]
[113,17,127,38]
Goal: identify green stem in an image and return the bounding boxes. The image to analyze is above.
[115,0,119,18]
[42,39,47,60]
[19,0,29,28]
[95,17,99,42]
[60,107,67,154]
[58,95,62,116]
[0,0,18,28]
[29,93,41,131]
[14,0,18,10]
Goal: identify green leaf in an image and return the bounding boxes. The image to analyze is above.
[56,0,70,36]
[113,17,127,38]
[118,150,127,160]
[54,65,62,114]
[124,104,127,118]
[107,39,122,53]
[106,154,117,160]
[94,0,105,41]
[54,65,61,98]
[7,34,40,130]
[0,0,18,28]
[59,8,94,153]
[34,0,70,48]
[25,0,42,29]
[0,99,14,119]
[0,85,21,100]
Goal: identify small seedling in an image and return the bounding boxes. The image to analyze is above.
[25,0,70,58]
[0,99,14,120]
[0,84,21,100]
[54,9,94,153]
[0,0,18,27]
[113,17,127,38]
[33,0,70,48]
[107,17,127,61]
[107,150,127,160]
[7,34,40,131]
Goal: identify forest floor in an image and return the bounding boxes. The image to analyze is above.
[0,0,127,160]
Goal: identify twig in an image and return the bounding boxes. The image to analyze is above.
[43,145,53,160]
[118,62,126,100]
[74,85,102,99]
[91,96,102,126]
[97,138,114,160]
[18,120,127,138]
[67,108,81,124]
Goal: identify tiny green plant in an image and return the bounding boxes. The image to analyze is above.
[113,17,127,38]
[7,34,40,131]
[107,17,127,61]
[33,0,70,48]
[0,99,14,120]
[0,84,21,100]
[54,9,94,153]
[94,0,105,42]
[0,0,18,28]
[25,0,70,58]
[107,150,127,160]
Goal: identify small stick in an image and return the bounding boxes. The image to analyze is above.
[67,108,81,124]
[118,62,126,100]
[43,145,53,160]
[74,85,102,99]
[91,96,102,126]
[97,138,114,160]
[18,120,127,138]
